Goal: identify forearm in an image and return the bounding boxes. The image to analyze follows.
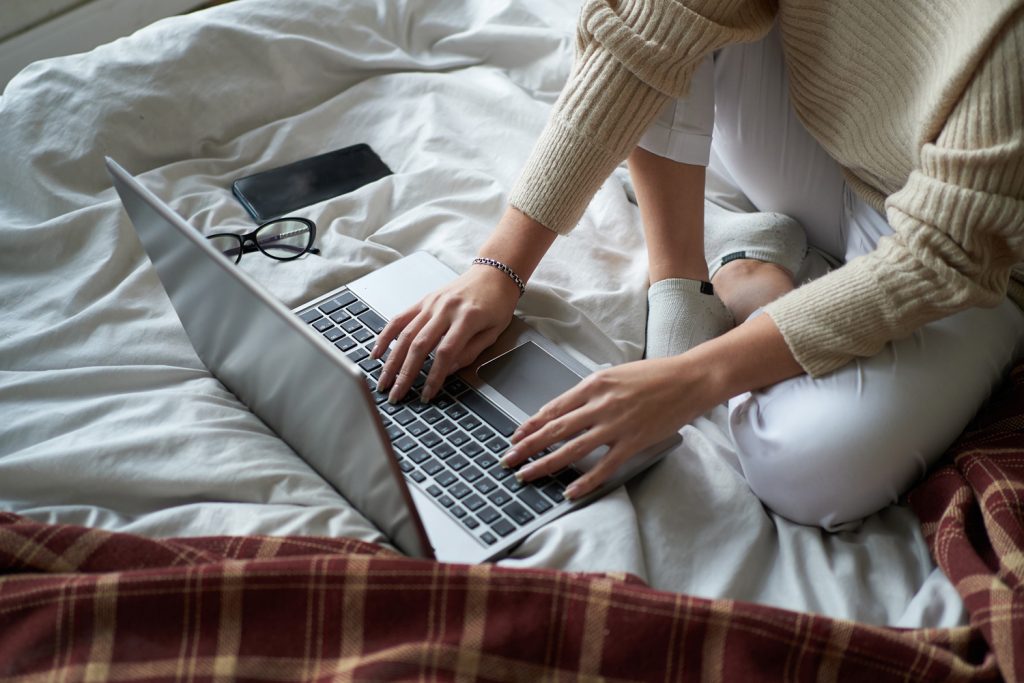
[680,312,804,404]
[475,206,557,285]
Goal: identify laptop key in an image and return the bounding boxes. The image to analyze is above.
[435,443,455,459]
[347,348,369,363]
[436,420,456,436]
[334,338,356,352]
[474,478,497,494]
[449,482,471,499]
[427,484,442,497]
[447,431,471,447]
[341,318,362,333]
[542,483,565,503]
[398,461,414,473]
[393,409,415,426]
[408,401,428,414]
[491,519,516,537]
[461,441,483,457]
[407,421,429,437]
[556,469,581,486]
[459,391,517,437]
[445,404,468,420]
[394,436,415,452]
[387,427,403,442]
[313,318,334,333]
[318,299,343,315]
[439,495,454,508]
[353,328,374,344]
[502,501,534,525]
[421,432,442,448]
[451,506,467,519]
[359,358,379,373]
[463,493,485,512]
[488,490,512,507]
[330,310,351,324]
[475,454,498,469]
[422,458,443,476]
[299,308,323,324]
[436,471,457,488]
[421,409,443,425]
[346,301,369,316]
[481,532,497,545]
[324,327,344,342]
[517,487,554,514]
[445,378,469,396]
[472,426,495,442]
[485,436,508,453]
[462,466,483,483]
[477,506,500,524]
[333,292,358,308]
[463,517,480,530]
[504,477,524,492]
[407,447,429,464]
[458,416,481,432]
[358,310,387,334]
[411,470,426,483]
[380,402,402,415]
[489,465,512,481]
[448,454,469,471]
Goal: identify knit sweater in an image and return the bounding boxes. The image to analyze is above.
[508,0,1024,377]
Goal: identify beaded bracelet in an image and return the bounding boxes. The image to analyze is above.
[472,257,526,297]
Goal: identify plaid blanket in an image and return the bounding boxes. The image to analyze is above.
[3,368,1024,681]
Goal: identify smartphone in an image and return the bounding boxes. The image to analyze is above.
[231,143,392,223]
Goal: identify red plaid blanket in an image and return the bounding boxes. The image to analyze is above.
[3,368,1024,682]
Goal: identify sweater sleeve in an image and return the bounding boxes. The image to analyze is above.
[508,0,775,235]
[764,15,1024,377]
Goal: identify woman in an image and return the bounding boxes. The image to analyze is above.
[371,0,1024,528]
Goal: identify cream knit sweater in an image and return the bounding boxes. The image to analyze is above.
[508,0,1024,377]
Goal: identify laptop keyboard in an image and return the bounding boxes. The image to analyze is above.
[298,289,579,547]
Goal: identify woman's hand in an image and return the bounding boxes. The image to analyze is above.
[372,206,557,403]
[500,355,717,499]
[502,314,804,500]
[372,266,520,403]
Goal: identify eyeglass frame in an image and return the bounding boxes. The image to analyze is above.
[206,216,321,264]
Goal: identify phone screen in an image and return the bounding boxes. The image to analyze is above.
[231,144,392,223]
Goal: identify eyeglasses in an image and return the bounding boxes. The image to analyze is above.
[206,217,320,264]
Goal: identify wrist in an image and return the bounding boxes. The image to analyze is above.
[476,206,557,283]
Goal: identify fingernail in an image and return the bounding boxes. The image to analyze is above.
[420,387,433,404]
[564,484,581,501]
[515,464,537,482]
[499,451,517,468]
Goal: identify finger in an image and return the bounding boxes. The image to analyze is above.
[514,428,610,483]
[510,386,589,444]
[376,309,431,391]
[388,317,450,403]
[501,405,595,469]
[421,328,493,402]
[563,442,635,500]
[372,305,420,360]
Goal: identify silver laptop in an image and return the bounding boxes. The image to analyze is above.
[106,157,679,563]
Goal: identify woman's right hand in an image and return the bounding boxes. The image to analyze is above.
[371,264,520,403]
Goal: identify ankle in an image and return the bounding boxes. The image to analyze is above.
[710,259,794,322]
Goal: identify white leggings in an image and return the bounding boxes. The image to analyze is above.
[638,25,1024,529]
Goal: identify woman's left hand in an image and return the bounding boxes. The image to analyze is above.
[501,355,718,500]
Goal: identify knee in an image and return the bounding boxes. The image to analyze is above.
[729,390,929,530]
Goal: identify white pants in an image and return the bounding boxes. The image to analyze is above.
[638,26,1024,529]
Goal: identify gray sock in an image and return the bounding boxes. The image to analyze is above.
[704,201,807,281]
[645,278,735,358]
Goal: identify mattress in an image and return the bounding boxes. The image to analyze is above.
[0,0,965,628]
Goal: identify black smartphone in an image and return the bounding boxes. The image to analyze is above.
[231,143,392,223]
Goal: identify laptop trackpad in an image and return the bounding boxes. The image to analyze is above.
[476,341,582,418]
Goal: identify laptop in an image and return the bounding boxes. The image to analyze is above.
[106,157,680,563]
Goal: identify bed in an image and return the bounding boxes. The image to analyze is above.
[2,0,1022,679]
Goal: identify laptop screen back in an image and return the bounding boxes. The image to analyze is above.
[106,158,431,558]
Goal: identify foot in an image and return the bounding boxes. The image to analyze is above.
[645,278,734,358]
[710,258,795,323]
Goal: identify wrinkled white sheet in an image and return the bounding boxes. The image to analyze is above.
[0,0,964,628]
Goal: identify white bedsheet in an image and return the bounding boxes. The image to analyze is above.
[0,0,964,628]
